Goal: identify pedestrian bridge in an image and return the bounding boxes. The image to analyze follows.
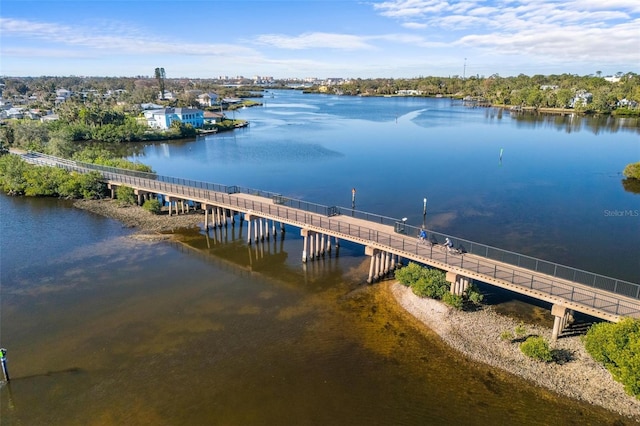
[17,151,640,338]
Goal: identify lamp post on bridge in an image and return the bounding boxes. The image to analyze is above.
[422,197,427,228]
[351,188,356,216]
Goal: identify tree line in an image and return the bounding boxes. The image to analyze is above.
[2,72,638,115]
[310,73,640,114]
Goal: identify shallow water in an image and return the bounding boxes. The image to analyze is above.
[1,195,635,425]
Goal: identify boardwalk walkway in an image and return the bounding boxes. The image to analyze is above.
[15,151,640,324]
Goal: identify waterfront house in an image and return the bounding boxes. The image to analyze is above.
[141,103,165,110]
[569,90,593,108]
[203,111,225,124]
[144,107,204,130]
[197,93,219,107]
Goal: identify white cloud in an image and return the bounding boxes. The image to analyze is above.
[402,22,428,29]
[253,32,374,50]
[0,18,259,58]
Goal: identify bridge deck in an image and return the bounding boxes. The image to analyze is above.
[16,150,640,322]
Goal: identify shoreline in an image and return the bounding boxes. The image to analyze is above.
[389,283,640,421]
[74,198,640,421]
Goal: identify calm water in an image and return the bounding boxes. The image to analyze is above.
[134,91,640,283]
[1,91,639,425]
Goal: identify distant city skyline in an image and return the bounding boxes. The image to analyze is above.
[1,0,638,79]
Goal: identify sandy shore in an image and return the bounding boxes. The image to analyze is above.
[73,199,205,235]
[391,283,640,421]
[74,198,640,421]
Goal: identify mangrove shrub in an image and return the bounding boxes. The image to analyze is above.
[623,162,640,180]
[520,336,553,362]
[116,185,136,206]
[142,198,162,214]
[584,318,640,398]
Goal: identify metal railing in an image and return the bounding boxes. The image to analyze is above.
[19,151,640,315]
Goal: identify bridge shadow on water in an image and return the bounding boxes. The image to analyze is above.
[475,282,604,334]
[161,222,368,295]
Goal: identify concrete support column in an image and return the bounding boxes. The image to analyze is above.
[320,234,326,256]
[365,246,377,284]
[253,219,259,243]
[446,271,471,296]
[246,213,253,244]
[374,252,381,281]
[315,233,321,259]
[204,206,209,229]
[551,304,568,341]
[366,247,377,284]
[301,229,310,263]
[384,252,391,276]
[311,233,317,259]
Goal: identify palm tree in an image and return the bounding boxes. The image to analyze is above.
[155,67,166,100]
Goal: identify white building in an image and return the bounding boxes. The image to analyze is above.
[144,108,204,130]
[197,93,219,107]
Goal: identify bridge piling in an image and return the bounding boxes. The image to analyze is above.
[300,229,310,263]
[446,271,471,296]
[551,304,568,341]
[245,214,252,244]
[17,151,639,325]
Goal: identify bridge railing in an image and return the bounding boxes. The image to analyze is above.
[402,223,640,300]
[225,198,639,316]
[24,152,401,223]
[19,152,640,310]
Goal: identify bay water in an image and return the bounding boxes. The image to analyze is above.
[1,90,638,424]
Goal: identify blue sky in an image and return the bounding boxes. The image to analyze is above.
[1,0,638,79]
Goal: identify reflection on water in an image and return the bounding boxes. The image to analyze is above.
[622,177,640,194]
[508,110,640,134]
[127,90,640,283]
[1,195,634,425]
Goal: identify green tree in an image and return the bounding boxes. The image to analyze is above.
[46,127,76,157]
[520,336,553,362]
[78,171,107,199]
[0,154,28,194]
[116,185,136,205]
[395,262,449,299]
[0,124,15,153]
[12,120,49,151]
[623,162,640,180]
[155,67,166,100]
[142,198,162,214]
[584,318,640,398]
[23,165,67,196]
